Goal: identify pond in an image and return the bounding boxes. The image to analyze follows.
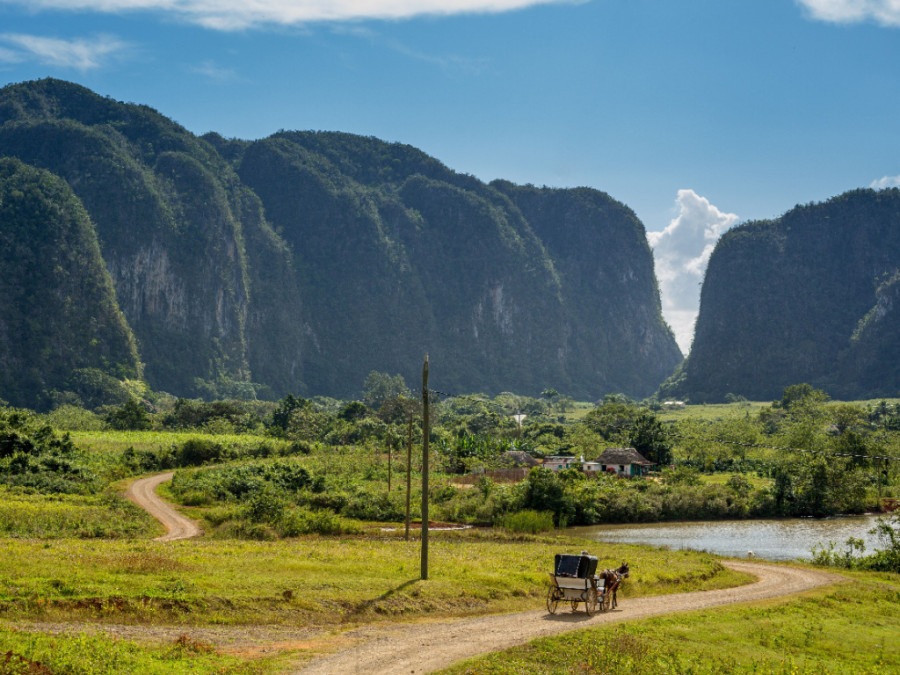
[568,514,888,561]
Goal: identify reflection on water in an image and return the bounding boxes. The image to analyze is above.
[569,514,886,561]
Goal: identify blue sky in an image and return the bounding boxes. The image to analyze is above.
[1,0,899,354]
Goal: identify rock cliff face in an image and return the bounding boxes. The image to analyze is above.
[0,157,140,407]
[660,188,900,402]
[0,79,681,407]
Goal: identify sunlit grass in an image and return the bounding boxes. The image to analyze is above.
[0,533,748,626]
[0,626,269,674]
[0,486,158,538]
[699,472,773,489]
[441,575,900,675]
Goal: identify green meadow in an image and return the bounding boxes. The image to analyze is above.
[441,575,900,675]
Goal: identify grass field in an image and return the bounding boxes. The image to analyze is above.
[0,532,745,627]
[0,486,157,538]
[0,626,272,674]
[441,574,900,674]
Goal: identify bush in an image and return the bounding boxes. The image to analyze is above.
[277,507,361,536]
[246,486,287,523]
[176,439,226,466]
[498,510,555,533]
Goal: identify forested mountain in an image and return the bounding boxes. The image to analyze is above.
[0,158,140,407]
[0,79,681,409]
[660,189,900,402]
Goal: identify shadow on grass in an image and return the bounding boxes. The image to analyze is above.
[345,579,420,621]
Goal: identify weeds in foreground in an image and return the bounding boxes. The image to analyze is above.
[0,627,267,675]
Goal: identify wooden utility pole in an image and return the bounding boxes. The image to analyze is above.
[421,354,430,580]
[405,410,413,541]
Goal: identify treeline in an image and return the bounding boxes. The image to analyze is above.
[5,376,899,541]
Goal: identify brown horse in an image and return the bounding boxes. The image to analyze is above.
[599,562,629,609]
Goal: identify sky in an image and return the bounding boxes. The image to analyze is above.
[1,0,899,355]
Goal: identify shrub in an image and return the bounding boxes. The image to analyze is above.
[498,510,555,533]
[246,486,287,523]
[176,439,226,466]
[277,507,361,536]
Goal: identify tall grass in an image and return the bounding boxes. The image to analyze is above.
[497,510,555,534]
[0,627,267,674]
[0,487,157,538]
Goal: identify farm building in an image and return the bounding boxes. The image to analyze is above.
[595,447,655,476]
[542,455,581,471]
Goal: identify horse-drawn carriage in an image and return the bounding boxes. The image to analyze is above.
[546,553,628,616]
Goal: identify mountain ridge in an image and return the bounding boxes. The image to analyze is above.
[0,78,681,408]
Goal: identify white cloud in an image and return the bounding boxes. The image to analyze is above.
[797,0,900,27]
[189,60,242,82]
[871,174,900,189]
[0,0,580,30]
[648,189,739,354]
[0,33,129,69]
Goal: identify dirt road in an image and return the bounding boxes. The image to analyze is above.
[121,475,840,674]
[295,561,841,675]
[125,472,202,541]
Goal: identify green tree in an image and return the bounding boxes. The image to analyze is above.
[270,394,309,434]
[780,383,830,410]
[106,398,151,431]
[628,411,673,466]
[362,371,408,410]
[522,467,572,526]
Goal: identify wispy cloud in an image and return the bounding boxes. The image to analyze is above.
[333,25,489,75]
[0,33,129,69]
[3,0,580,30]
[797,0,900,27]
[871,174,900,189]
[648,189,739,354]
[189,60,242,82]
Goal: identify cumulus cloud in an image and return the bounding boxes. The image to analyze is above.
[648,189,739,354]
[0,33,129,69]
[0,0,579,30]
[871,174,900,189]
[797,0,900,27]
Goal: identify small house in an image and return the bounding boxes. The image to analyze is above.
[595,447,655,477]
[542,455,581,471]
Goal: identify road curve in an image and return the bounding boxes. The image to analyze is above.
[295,561,842,675]
[125,472,202,541]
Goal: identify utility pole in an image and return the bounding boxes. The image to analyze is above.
[421,354,430,580]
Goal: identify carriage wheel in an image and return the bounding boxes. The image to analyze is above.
[585,588,599,616]
[546,586,561,614]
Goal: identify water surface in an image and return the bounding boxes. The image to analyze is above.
[569,514,885,561]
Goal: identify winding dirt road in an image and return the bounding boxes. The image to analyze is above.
[125,471,202,541]
[294,561,841,675]
[122,474,841,674]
